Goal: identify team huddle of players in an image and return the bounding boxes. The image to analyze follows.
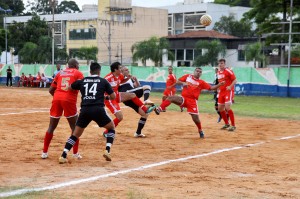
[40,58,237,164]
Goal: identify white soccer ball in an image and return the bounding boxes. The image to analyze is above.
[200,14,212,26]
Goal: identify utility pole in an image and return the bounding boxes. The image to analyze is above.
[287,0,293,97]
[50,0,57,67]
[108,21,111,65]
[0,7,12,65]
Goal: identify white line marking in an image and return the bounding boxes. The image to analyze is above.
[0,110,49,116]
[1,134,299,198]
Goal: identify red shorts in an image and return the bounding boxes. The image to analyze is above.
[50,100,78,118]
[218,90,234,105]
[105,93,121,114]
[181,96,199,115]
[163,88,176,97]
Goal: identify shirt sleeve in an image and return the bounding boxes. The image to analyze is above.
[105,79,114,95]
[178,74,188,82]
[71,79,82,90]
[201,80,212,90]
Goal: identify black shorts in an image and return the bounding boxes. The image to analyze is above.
[122,87,144,113]
[76,106,112,128]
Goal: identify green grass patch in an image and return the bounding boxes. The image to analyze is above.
[150,92,300,120]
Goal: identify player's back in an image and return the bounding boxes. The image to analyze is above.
[53,68,84,103]
[72,76,113,107]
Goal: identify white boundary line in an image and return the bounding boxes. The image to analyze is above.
[1,134,299,198]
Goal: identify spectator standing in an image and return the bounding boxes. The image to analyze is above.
[53,64,61,78]
[6,66,13,87]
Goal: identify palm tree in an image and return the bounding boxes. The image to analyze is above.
[75,46,98,65]
[244,42,265,68]
[131,36,174,67]
[193,39,226,66]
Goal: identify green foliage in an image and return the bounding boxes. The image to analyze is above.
[26,0,81,14]
[75,46,98,65]
[131,36,173,67]
[193,39,226,67]
[214,0,251,7]
[213,15,254,38]
[36,36,52,63]
[244,42,266,68]
[7,22,25,54]
[0,0,25,16]
[18,42,38,64]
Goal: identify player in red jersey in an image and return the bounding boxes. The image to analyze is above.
[41,58,84,159]
[103,62,155,136]
[161,66,177,111]
[18,73,27,87]
[217,58,237,131]
[154,67,224,138]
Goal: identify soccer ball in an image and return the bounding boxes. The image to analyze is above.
[200,14,212,26]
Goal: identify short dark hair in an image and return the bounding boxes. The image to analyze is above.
[68,58,79,68]
[110,62,121,72]
[218,58,226,63]
[90,62,101,74]
[195,67,202,71]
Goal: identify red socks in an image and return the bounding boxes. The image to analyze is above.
[227,109,235,126]
[160,99,171,111]
[220,111,229,125]
[104,118,121,134]
[43,132,53,153]
[72,138,79,154]
[131,96,148,112]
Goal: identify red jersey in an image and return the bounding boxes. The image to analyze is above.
[166,73,176,88]
[36,75,41,81]
[104,72,124,93]
[20,75,27,81]
[51,68,84,103]
[217,68,236,92]
[179,74,211,100]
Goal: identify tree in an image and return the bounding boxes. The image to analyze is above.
[214,0,251,7]
[18,42,38,64]
[193,40,226,67]
[57,1,81,13]
[26,0,81,15]
[23,14,49,44]
[7,21,25,55]
[75,46,98,65]
[213,15,254,38]
[131,36,174,67]
[0,0,25,16]
[244,42,265,68]
[36,36,52,63]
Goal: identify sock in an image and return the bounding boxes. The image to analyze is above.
[160,99,171,111]
[72,138,79,154]
[61,135,78,158]
[220,111,229,125]
[106,130,115,153]
[143,89,150,101]
[104,118,120,134]
[136,117,147,134]
[227,109,235,126]
[131,96,148,112]
[43,132,53,153]
[195,122,202,132]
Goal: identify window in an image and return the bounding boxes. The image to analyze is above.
[69,28,96,40]
[176,49,184,60]
[186,49,193,60]
[238,50,245,61]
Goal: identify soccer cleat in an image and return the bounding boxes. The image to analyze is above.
[154,107,161,115]
[144,99,155,106]
[41,152,48,159]
[180,107,185,112]
[102,131,108,138]
[217,117,222,123]
[228,126,236,131]
[59,156,68,164]
[146,105,156,114]
[72,153,82,159]
[103,150,112,161]
[199,131,205,138]
[221,124,230,130]
[134,133,146,138]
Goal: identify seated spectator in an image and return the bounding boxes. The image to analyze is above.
[27,74,34,87]
[18,73,27,87]
[40,73,49,88]
[34,72,42,87]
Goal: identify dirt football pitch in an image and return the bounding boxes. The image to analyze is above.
[0,87,299,198]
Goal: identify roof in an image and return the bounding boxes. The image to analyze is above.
[167,30,239,40]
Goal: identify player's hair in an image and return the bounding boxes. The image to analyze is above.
[195,67,202,71]
[218,58,226,63]
[90,62,101,74]
[110,62,121,72]
[68,58,79,68]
